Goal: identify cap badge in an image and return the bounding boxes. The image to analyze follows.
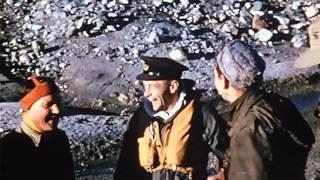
[143,63,150,71]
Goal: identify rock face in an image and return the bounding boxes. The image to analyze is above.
[0,74,20,102]
[0,0,319,110]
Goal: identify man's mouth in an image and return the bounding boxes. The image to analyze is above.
[46,114,59,122]
[149,98,157,103]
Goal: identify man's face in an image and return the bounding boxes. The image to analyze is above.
[26,95,60,133]
[143,80,174,112]
[214,69,227,100]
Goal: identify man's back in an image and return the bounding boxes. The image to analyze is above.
[227,89,315,180]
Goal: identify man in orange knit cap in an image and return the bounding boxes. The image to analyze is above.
[0,76,75,180]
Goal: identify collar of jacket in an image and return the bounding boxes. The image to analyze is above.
[16,119,42,147]
[229,89,264,127]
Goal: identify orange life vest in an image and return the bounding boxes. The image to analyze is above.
[137,100,195,176]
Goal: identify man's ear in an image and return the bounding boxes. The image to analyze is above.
[169,80,180,94]
[223,76,230,90]
[215,69,230,90]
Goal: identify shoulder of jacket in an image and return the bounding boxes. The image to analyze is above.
[0,129,18,144]
[249,92,282,111]
[197,99,218,114]
[134,106,145,114]
[248,95,284,133]
[257,92,290,106]
[54,129,68,137]
[196,99,225,129]
[128,106,150,127]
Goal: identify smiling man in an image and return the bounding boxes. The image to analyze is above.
[0,76,75,180]
[114,56,229,180]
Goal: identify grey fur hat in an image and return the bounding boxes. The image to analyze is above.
[216,40,266,89]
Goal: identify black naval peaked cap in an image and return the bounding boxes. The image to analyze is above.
[136,56,189,80]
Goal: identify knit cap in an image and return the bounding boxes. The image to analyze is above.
[216,40,266,89]
[20,76,52,111]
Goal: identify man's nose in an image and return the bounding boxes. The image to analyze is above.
[144,87,151,97]
[51,104,60,114]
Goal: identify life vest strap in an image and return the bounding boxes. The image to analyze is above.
[152,165,193,179]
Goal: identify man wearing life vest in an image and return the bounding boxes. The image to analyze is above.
[114,56,229,180]
[294,14,320,143]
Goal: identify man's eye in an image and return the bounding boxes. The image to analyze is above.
[144,84,155,88]
[43,102,54,108]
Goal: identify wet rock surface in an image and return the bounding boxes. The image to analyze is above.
[0,0,319,107]
[0,0,319,179]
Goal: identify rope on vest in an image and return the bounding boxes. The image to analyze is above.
[142,122,157,173]
[148,122,156,141]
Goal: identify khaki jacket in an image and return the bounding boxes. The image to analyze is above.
[226,90,315,180]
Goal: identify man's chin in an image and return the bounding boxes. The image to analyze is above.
[47,120,58,128]
[152,106,161,112]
